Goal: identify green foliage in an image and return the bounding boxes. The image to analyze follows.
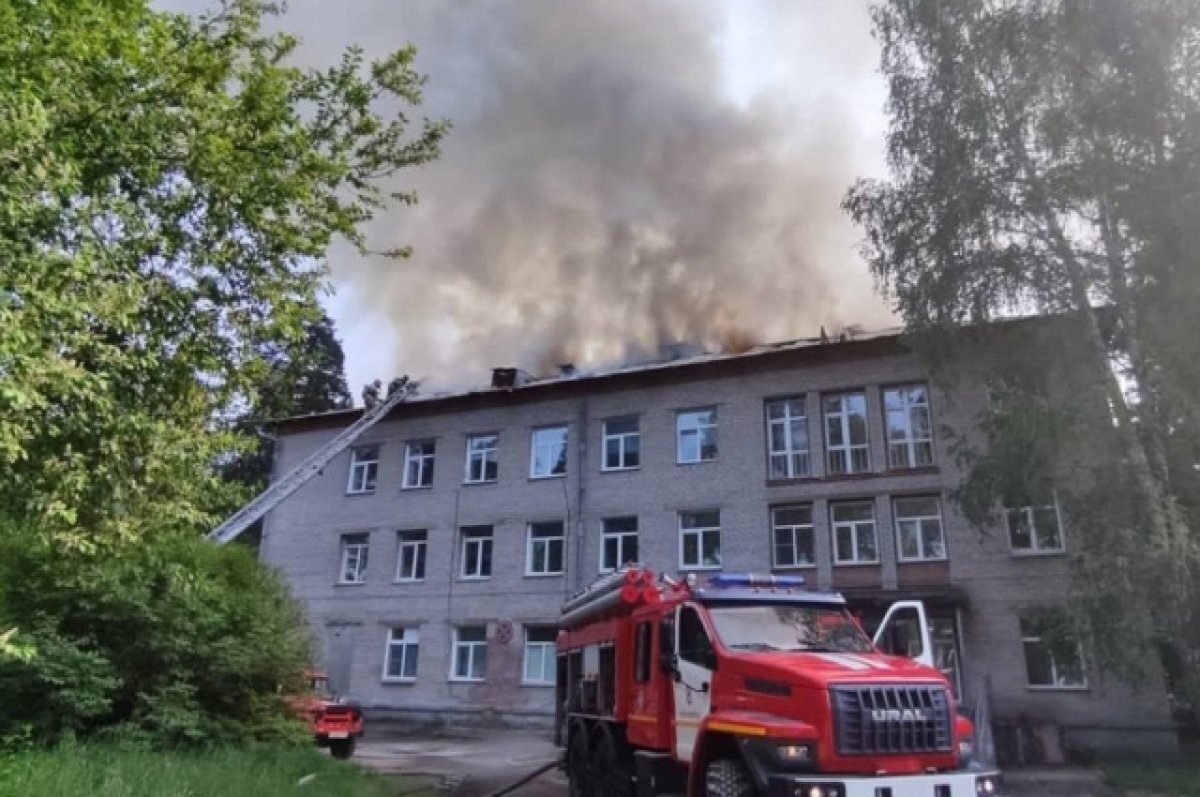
[0,744,423,797]
[0,518,313,746]
[0,0,445,546]
[847,0,1200,708]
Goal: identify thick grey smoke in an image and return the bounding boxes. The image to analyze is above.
[174,1,892,387]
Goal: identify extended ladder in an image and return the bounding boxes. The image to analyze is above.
[208,379,419,545]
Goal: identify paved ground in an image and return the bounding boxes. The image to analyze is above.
[356,729,1116,797]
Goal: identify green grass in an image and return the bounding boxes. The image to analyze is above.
[0,744,434,797]
[1104,759,1200,797]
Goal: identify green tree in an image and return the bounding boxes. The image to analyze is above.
[0,0,445,547]
[845,0,1200,708]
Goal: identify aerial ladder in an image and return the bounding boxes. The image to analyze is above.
[207,377,419,545]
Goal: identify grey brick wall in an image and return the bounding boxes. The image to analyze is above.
[260,347,1175,750]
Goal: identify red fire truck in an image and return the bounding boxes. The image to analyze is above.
[555,569,1003,797]
[289,670,365,759]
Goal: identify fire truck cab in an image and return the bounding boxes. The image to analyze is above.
[556,570,1003,797]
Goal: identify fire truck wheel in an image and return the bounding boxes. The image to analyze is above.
[566,721,591,797]
[591,724,634,797]
[704,758,755,797]
[329,737,356,760]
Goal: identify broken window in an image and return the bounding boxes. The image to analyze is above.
[339,532,370,583]
[766,398,810,479]
[600,516,639,573]
[402,440,435,489]
[530,426,568,478]
[677,408,718,463]
[830,501,877,565]
[522,627,557,685]
[346,445,380,494]
[823,393,870,474]
[893,496,946,561]
[885,384,934,469]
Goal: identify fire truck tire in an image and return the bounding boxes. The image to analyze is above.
[591,723,634,797]
[704,758,755,797]
[329,737,356,760]
[566,720,591,797]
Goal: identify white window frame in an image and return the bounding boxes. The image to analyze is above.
[1021,622,1088,690]
[395,530,428,582]
[676,408,718,464]
[460,526,493,580]
[381,627,419,682]
[451,626,488,682]
[464,433,499,484]
[529,426,568,479]
[525,521,565,576]
[830,501,879,565]
[599,517,639,573]
[823,393,870,475]
[771,505,815,569]
[679,510,722,570]
[884,384,935,469]
[522,627,557,686]
[1006,504,1066,555]
[893,496,948,562]
[601,417,640,472]
[346,445,380,494]
[402,440,436,489]
[765,398,811,479]
[339,533,370,584]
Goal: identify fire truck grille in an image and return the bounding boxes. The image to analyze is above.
[830,684,953,756]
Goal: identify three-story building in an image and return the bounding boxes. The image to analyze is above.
[260,331,1175,760]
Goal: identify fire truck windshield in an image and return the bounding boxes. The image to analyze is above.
[707,604,873,654]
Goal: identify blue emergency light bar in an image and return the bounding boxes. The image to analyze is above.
[707,573,806,590]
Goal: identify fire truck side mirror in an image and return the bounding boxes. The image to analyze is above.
[660,652,678,676]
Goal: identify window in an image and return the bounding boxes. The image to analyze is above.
[634,622,653,683]
[339,533,370,583]
[464,434,499,483]
[452,626,488,681]
[600,517,639,572]
[1021,618,1086,689]
[678,606,715,668]
[383,628,419,681]
[766,398,810,479]
[602,417,640,471]
[830,501,878,564]
[893,496,947,561]
[677,408,718,463]
[522,627,557,685]
[526,521,565,576]
[460,526,493,579]
[1007,504,1064,554]
[772,505,815,568]
[679,510,721,570]
[824,393,870,474]
[530,426,568,478]
[885,385,934,468]
[347,445,380,494]
[395,530,427,581]
[402,440,436,489]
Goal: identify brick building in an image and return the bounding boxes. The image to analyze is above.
[259,330,1176,759]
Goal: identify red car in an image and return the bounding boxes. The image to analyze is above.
[291,670,364,759]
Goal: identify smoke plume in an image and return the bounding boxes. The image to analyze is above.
[180,1,893,387]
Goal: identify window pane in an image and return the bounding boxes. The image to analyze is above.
[623,536,638,566]
[699,427,718,460]
[847,412,868,445]
[790,417,808,448]
[480,539,492,575]
[1033,507,1062,549]
[835,528,855,562]
[607,418,637,435]
[682,533,698,565]
[401,646,418,679]
[528,627,557,644]
[775,506,812,526]
[681,510,719,528]
[678,430,699,462]
[548,539,563,572]
[605,516,638,534]
[832,502,874,523]
[898,519,920,559]
[472,646,488,679]
[896,496,939,518]
[1023,639,1054,686]
[794,528,814,564]
[524,647,543,682]
[603,536,619,570]
[464,541,479,575]
[826,415,844,447]
[701,530,721,566]
[459,626,486,643]
[484,457,498,480]
[1008,509,1032,549]
[828,449,848,474]
[922,520,946,558]
[856,527,877,561]
[1055,648,1085,685]
[770,424,788,453]
[770,453,789,479]
[625,435,640,466]
[605,438,621,469]
[773,527,795,566]
[455,645,471,678]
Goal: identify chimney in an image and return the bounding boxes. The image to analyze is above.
[558,363,577,378]
[491,367,532,389]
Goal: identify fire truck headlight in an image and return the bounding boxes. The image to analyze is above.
[975,774,1002,795]
[958,738,974,760]
[799,785,844,797]
[777,743,814,763]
